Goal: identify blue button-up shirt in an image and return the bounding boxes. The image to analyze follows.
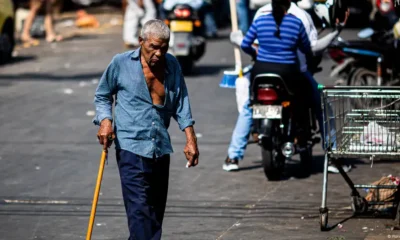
[93,48,195,158]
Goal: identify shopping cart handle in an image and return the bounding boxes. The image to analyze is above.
[318,84,325,90]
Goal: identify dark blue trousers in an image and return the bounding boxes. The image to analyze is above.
[116,150,170,240]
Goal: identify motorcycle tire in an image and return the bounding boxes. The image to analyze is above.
[298,145,313,178]
[349,67,377,109]
[261,144,284,181]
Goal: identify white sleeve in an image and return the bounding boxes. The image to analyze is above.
[296,0,314,10]
[312,30,339,55]
[163,0,176,10]
[252,4,271,22]
[190,0,203,10]
[304,11,318,47]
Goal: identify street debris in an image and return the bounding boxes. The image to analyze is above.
[233,222,241,227]
[64,63,71,69]
[75,10,100,28]
[79,81,87,87]
[110,18,122,26]
[63,88,74,95]
[60,20,75,28]
[195,133,203,138]
[86,110,95,116]
[91,79,99,84]
[35,166,41,170]
[338,224,343,229]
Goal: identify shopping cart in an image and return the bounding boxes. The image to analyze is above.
[318,85,400,231]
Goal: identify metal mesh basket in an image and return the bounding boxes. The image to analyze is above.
[321,86,400,159]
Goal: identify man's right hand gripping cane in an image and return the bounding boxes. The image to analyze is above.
[97,119,115,150]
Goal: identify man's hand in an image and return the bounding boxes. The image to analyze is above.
[183,126,199,168]
[336,8,350,31]
[97,119,115,150]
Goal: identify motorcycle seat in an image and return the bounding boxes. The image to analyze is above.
[253,73,294,96]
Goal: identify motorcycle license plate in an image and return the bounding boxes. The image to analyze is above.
[170,21,193,32]
[253,105,282,119]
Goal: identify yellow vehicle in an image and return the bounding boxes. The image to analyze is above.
[0,0,15,64]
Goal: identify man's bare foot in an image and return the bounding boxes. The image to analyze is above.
[46,34,63,43]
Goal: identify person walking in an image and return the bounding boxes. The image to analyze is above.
[20,0,63,44]
[93,19,199,240]
[123,0,157,48]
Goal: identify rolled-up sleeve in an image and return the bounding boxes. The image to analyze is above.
[92,56,118,126]
[173,72,195,131]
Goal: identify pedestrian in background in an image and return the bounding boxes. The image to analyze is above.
[93,19,199,240]
[20,0,63,44]
[123,0,157,48]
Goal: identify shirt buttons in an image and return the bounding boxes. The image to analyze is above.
[152,138,155,141]
[152,122,155,125]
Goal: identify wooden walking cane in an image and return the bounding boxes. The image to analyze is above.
[86,149,108,240]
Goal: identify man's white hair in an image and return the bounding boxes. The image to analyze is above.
[140,19,170,41]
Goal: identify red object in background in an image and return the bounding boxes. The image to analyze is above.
[376,0,394,13]
[328,48,346,64]
[174,8,191,18]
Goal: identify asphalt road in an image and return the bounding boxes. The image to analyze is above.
[0,26,399,240]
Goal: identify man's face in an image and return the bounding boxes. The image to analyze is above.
[139,35,169,67]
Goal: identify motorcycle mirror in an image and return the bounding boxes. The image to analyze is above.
[358,28,374,39]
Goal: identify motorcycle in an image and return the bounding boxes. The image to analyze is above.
[164,4,206,74]
[328,27,399,89]
[250,71,320,181]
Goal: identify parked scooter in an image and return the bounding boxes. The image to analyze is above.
[164,4,206,74]
[328,27,399,88]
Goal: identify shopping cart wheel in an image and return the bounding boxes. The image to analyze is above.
[351,196,368,214]
[320,211,328,231]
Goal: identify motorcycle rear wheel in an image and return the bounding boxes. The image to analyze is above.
[261,146,284,181]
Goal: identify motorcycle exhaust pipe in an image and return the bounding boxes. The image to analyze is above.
[281,142,295,158]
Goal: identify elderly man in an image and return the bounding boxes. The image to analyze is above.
[93,19,199,240]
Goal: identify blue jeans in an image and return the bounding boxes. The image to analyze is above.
[227,71,333,160]
[116,150,170,240]
[237,0,250,33]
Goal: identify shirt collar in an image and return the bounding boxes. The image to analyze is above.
[130,47,171,74]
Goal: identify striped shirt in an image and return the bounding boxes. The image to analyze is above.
[241,13,311,65]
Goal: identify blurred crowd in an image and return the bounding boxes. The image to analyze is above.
[12,0,276,47]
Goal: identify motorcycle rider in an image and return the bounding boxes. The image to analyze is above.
[223,0,351,174]
[162,0,218,38]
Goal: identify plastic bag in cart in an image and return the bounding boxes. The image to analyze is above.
[359,121,397,146]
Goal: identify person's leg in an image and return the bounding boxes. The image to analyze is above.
[141,0,157,25]
[116,150,162,240]
[223,99,253,171]
[201,2,218,37]
[44,0,63,42]
[236,0,249,33]
[21,0,43,43]
[152,154,170,226]
[123,0,142,46]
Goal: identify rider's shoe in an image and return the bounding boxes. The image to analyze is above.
[222,156,239,172]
